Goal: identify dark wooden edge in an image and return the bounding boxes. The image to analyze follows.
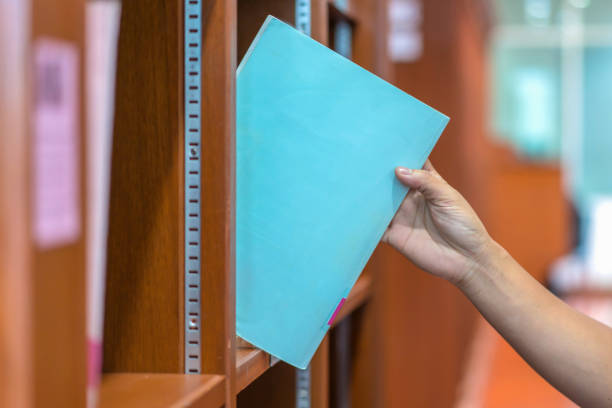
[328,1,358,25]
[235,347,272,393]
[200,0,236,406]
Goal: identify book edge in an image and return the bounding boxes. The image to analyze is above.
[236,15,275,77]
[236,327,309,369]
[268,17,451,121]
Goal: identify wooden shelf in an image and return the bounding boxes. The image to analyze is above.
[332,274,373,326]
[236,347,274,393]
[98,373,225,408]
[97,274,373,406]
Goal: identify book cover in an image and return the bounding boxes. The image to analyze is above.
[236,16,449,368]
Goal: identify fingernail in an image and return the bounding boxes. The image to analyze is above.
[398,167,413,176]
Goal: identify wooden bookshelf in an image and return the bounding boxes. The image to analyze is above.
[1,0,391,406]
[102,0,236,404]
[103,0,236,381]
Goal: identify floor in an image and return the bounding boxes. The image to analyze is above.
[456,294,612,408]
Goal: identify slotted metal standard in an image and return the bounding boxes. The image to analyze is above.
[184,0,202,374]
[296,366,311,408]
[296,0,311,36]
[295,0,312,406]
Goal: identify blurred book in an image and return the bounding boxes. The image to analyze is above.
[550,196,612,293]
[86,1,121,406]
[236,16,448,369]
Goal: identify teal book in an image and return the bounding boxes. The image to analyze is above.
[236,16,449,369]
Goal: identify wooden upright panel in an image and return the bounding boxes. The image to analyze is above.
[1,0,87,406]
[104,0,183,373]
[31,0,88,405]
[237,0,295,60]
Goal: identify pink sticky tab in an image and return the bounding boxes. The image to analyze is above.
[87,338,102,387]
[327,297,346,326]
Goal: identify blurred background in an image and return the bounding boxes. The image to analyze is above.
[381,0,612,406]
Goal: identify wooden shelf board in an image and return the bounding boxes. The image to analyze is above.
[236,346,273,393]
[332,274,373,326]
[98,373,225,408]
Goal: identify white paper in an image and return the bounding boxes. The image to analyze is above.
[388,0,423,62]
[585,197,612,287]
[85,1,121,406]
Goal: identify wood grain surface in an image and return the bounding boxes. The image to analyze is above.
[31,0,88,406]
[200,1,237,406]
[104,0,183,372]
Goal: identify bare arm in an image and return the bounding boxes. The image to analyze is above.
[383,161,612,407]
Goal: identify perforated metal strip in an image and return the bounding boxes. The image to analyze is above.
[184,0,202,374]
[295,0,312,406]
[296,367,311,408]
[296,0,311,36]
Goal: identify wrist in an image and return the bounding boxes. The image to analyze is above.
[455,238,508,293]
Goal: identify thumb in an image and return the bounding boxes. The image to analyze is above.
[395,166,450,202]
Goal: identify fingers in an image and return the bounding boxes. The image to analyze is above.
[395,165,450,202]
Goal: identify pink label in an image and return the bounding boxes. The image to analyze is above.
[32,39,80,249]
[328,297,346,326]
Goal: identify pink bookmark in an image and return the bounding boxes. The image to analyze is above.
[327,298,346,326]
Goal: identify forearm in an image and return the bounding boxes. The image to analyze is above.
[459,241,612,407]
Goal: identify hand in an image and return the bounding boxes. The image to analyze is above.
[382,161,495,286]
